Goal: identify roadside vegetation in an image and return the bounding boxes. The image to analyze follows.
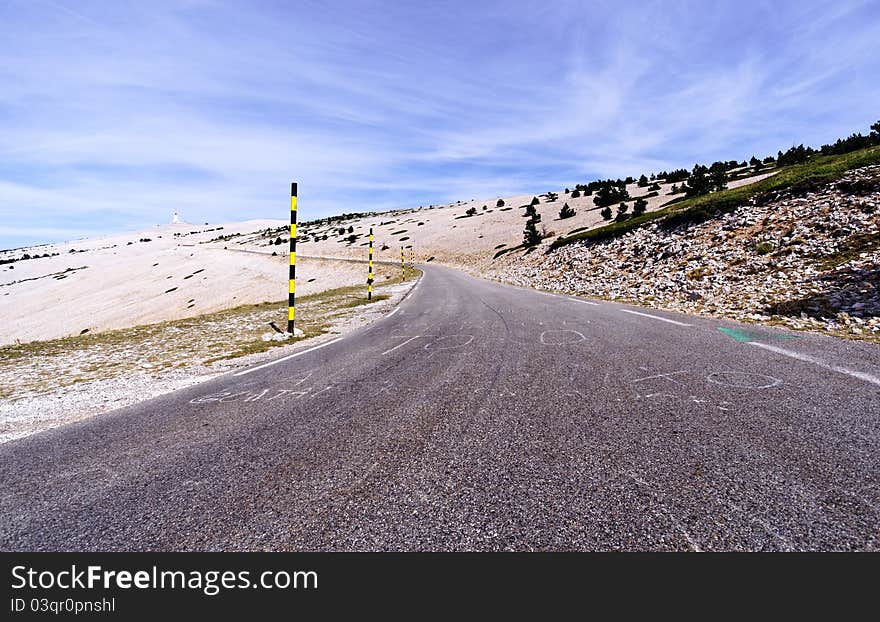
[0,267,418,400]
[550,124,880,249]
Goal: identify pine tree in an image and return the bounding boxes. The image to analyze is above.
[685,164,712,197]
[709,162,728,192]
[558,203,576,219]
[523,217,542,246]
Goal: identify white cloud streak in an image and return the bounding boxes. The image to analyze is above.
[0,0,878,246]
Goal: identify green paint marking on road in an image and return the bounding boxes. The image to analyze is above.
[717,327,798,343]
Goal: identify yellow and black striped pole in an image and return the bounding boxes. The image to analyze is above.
[400,246,405,281]
[287,182,297,334]
[368,227,373,301]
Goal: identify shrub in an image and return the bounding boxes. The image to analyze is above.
[347,226,354,233]
[600,206,612,220]
[660,168,690,183]
[558,203,576,219]
[593,184,629,207]
[648,182,661,191]
[524,204,537,218]
[496,198,505,207]
[633,198,648,216]
[530,196,540,206]
[638,174,649,187]
[570,189,581,198]
[465,206,477,216]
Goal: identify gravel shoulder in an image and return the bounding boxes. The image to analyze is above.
[0,267,419,444]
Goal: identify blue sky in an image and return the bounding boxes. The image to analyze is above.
[1,0,878,247]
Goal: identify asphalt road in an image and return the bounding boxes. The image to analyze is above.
[2,264,878,551]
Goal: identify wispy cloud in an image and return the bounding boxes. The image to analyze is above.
[1,0,878,246]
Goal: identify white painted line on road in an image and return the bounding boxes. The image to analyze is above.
[569,297,600,306]
[382,335,420,356]
[233,338,344,377]
[620,309,692,326]
[386,307,401,318]
[747,342,880,387]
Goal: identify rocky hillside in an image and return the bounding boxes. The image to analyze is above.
[490,165,880,342]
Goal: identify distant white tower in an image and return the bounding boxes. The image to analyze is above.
[171,211,181,224]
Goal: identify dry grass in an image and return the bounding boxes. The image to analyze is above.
[0,266,418,400]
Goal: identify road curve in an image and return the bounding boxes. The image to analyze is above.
[1,264,878,551]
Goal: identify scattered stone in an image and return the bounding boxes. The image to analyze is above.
[489,165,880,341]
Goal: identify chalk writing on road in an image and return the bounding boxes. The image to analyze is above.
[189,379,395,406]
[539,329,585,345]
[623,366,783,411]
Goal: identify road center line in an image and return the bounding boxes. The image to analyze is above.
[620,309,692,326]
[233,338,343,377]
[747,341,880,387]
[381,335,420,355]
[569,298,600,306]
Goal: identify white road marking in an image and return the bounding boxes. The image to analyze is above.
[620,309,692,326]
[233,338,343,377]
[747,342,880,387]
[386,307,401,318]
[570,297,600,306]
[382,335,420,355]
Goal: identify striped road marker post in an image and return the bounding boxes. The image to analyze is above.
[287,182,297,334]
[400,246,405,281]
[368,227,373,301]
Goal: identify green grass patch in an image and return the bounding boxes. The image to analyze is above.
[816,233,880,270]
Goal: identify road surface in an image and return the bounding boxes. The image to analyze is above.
[1,264,878,551]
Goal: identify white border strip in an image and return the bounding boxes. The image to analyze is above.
[570,298,600,307]
[620,309,692,326]
[747,341,880,387]
[233,338,343,377]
